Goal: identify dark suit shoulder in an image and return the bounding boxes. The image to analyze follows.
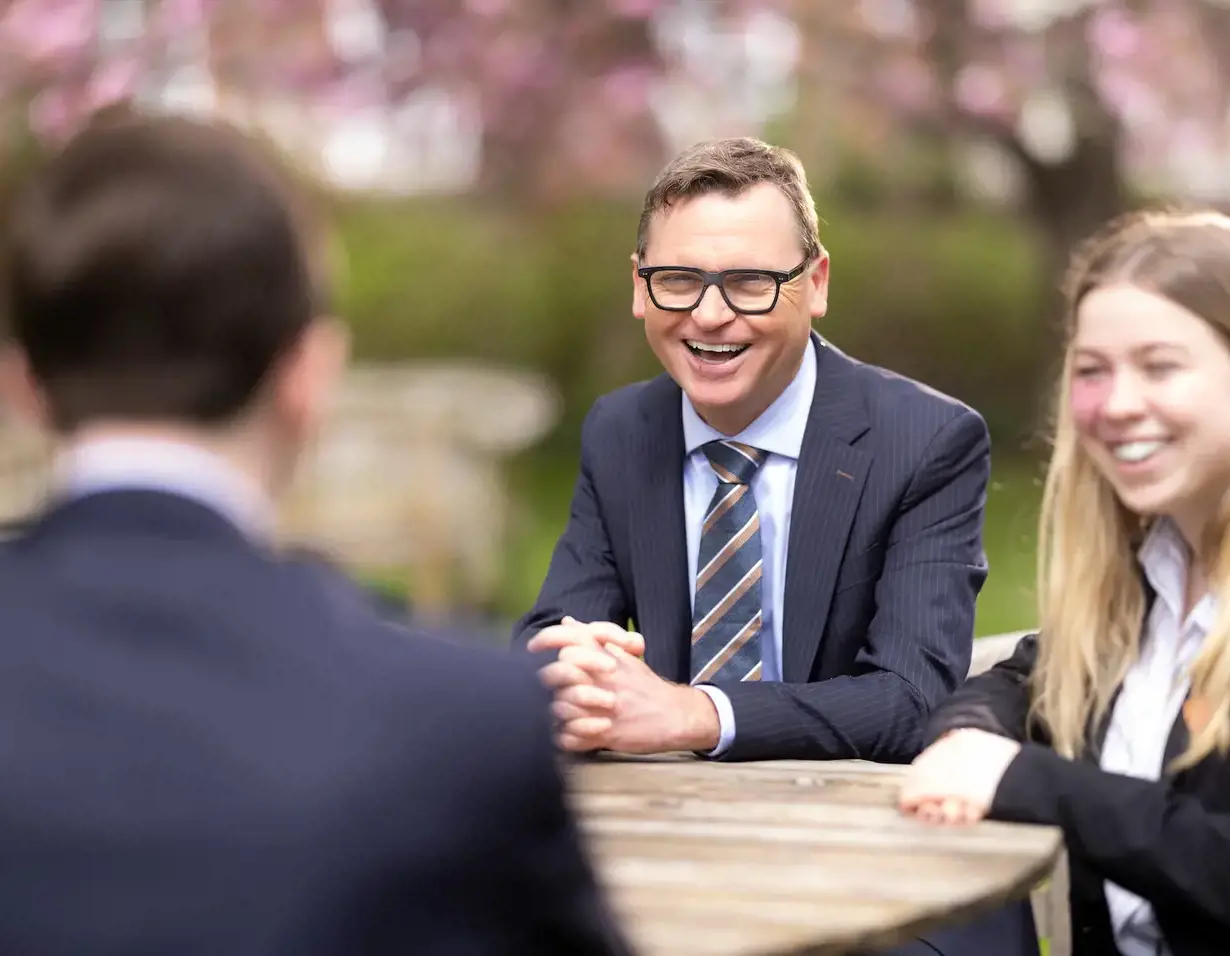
[582,374,669,430]
[832,345,983,429]
[278,552,554,757]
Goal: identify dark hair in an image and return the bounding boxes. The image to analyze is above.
[0,108,331,431]
[635,136,821,261]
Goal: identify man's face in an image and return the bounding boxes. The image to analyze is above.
[632,182,828,435]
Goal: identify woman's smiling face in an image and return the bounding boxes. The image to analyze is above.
[1070,282,1230,545]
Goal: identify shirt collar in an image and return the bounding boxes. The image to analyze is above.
[53,436,275,539]
[682,339,816,459]
[1138,518,1217,633]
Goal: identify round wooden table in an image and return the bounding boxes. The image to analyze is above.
[569,753,1063,956]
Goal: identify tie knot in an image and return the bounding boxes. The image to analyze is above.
[702,440,766,485]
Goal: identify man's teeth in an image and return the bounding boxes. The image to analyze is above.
[687,341,748,354]
[1113,440,1167,463]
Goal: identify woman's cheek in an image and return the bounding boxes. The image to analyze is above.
[1069,377,1110,432]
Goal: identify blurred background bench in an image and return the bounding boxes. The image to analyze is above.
[0,362,559,626]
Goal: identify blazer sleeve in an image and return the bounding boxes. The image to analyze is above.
[511,398,631,646]
[931,631,1230,927]
[718,408,991,762]
[922,632,1040,747]
[991,745,1230,927]
[512,695,636,955]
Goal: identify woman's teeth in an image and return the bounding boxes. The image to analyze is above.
[1112,440,1168,463]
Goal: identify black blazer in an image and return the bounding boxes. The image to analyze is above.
[514,334,992,762]
[926,633,1230,956]
[0,489,629,956]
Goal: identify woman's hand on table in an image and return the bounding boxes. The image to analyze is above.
[898,728,1022,825]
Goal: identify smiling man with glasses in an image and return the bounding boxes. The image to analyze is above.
[514,136,992,769]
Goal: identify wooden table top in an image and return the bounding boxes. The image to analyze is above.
[568,754,1063,956]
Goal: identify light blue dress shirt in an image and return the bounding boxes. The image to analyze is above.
[54,436,273,537]
[684,343,817,755]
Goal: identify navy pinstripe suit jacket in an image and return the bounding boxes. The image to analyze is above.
[513,334,991,763]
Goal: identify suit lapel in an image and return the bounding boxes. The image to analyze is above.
[781,337,872,682]
[630,375,691,683]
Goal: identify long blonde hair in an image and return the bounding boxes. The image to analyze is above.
[1032,209,1230,770]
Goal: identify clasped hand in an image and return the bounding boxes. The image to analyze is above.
[898,728,1022,825]
[526,617,720,754]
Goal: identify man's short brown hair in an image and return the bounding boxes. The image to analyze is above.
[0,108,329,431]
[635,137,821,261]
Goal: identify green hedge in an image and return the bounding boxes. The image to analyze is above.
[332,196,1052,450]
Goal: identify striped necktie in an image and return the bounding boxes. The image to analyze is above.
[690,439,767,685]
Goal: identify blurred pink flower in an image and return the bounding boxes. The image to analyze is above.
[28,85,80,140]
[486,32,543,85]
[607,0,660,17]
[0,0,98,66]
[953,63,1008,118]
[1001,39,1047,89]
[967,0,1013,32]
[1087,7,1140,61]
[465,0,511,18]
[87,57,141,108]
[878,58,936,113]
[602,65,653,115]
[151,0,208,36]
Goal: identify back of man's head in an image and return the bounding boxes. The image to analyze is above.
[0,109,331,433]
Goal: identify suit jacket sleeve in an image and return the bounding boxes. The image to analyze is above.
[512,398,630,646]
[717,408,991,762]
[991,745,1230,926]
[922,632,1039,747]
[512,681,635,955]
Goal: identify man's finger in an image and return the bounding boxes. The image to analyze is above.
[602,636,647,660]
[556,682,617,712]
[527,626,598,654]
[538,661,606,691]
[552,699,596,723]
[557,732,601,752]
[557,644,618,672]
[556,716,612,751]
[594,628,645,657]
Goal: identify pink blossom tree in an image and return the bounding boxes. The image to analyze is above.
[830,0,1230,280]
[0,0,681,201]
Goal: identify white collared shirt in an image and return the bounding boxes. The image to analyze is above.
[1100,518,1213,956]
[683,342,817,755]
[54,436,275,538]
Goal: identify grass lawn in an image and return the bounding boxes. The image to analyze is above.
[498,453,1045,638]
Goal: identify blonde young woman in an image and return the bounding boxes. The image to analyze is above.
[898,209,1230,956]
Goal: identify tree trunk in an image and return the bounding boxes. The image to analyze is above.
[1013,127,1128,441]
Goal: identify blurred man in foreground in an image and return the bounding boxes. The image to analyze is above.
[0,109,628,956]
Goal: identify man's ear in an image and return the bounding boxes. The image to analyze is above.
[271,317,350,438]
[0,346,51,432]
[631,253,647,321]
[808,250,830,319]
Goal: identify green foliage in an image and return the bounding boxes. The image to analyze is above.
[328,195,1048,631]
[332,195,1052,450]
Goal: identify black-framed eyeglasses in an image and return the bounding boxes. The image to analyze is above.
[636,257,812,315]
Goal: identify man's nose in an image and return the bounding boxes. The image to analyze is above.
[691,284,734,328]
